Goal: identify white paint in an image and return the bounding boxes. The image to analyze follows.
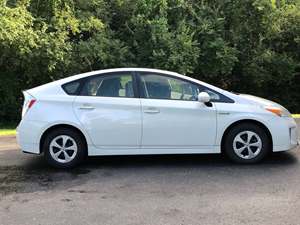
[17,68,298,158]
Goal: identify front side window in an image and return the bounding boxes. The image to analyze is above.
[81,73,134,98]
[140,73,222,101]
[140,74,199,101]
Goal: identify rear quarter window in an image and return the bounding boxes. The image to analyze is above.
[62,81,81,95]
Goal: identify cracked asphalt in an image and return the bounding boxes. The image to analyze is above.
[0,120,300,225]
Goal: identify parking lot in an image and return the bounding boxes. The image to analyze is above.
[0,120,300,225]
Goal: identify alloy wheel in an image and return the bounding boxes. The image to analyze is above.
[49,135,78,163]
[233,131,262,160]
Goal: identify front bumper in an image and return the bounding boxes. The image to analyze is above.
[272,116,299,152]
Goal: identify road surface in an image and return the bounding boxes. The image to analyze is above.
[0,120,300,225]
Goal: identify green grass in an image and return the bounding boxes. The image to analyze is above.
[292,114,300,119]
[0,129,16,136]
[0,124,17,136]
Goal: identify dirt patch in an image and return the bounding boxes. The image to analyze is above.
[0,165,91,197]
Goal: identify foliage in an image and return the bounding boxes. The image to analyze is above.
[0,0,300,123]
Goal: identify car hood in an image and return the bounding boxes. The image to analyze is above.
[238,94,284,108]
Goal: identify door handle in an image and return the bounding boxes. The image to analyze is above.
[144,107,160,114]
[79,104,95,110]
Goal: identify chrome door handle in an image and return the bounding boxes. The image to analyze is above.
[144,107,160,114]
[79,105,95,110]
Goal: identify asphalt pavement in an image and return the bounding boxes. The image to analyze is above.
[0,120,300,225]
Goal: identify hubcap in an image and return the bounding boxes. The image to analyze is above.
[49,135,78,163]
[233,131,262,160]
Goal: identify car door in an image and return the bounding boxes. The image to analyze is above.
[73,72,142,148]
[137,72,217,149]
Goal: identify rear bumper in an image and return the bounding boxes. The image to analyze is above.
[16,120,47,154]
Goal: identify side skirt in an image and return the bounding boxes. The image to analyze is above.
[88,145,220,156]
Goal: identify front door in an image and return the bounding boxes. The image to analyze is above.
[138,72,217,148]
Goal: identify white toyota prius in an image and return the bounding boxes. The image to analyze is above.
[17,68,299,168]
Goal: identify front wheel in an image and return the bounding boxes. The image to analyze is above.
[224,123,271,164]
[43,128,86,169]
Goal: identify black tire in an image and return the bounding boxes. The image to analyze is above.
[43,128,87,169]
[223,123,271,164]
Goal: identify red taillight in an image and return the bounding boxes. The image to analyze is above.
[22,91,36,118]
[28,99,36,109]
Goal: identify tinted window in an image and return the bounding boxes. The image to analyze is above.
[140,73,233,102]
[81,73,134,98]
[140,74,199,100]
[62,81,81,95]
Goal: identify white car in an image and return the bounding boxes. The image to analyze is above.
[17,68,298,168]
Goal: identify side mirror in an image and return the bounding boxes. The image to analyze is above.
[198,92,211,103]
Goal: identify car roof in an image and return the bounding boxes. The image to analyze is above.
[60,68,180,83]
[56,68,211,89]
[27,68,234,98]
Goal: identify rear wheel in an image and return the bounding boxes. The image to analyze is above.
[43,128,86,169]
[224,123,271,164]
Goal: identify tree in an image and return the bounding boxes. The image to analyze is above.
[0,0,299,124]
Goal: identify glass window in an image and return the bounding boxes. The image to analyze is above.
[140,73,223,101]
[62,81,81,95]
[202,89,220,101]
[140,73,197,101]
[81,73,134,98]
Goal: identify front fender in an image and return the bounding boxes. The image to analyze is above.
[215,103,286,149]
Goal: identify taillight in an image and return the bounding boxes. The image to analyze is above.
[22,91,36,118]
[28,99,36,109]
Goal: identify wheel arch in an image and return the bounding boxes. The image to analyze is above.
[39,124,88,154]
[220,119,273,152]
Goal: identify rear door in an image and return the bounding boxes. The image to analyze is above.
[73,72,142,148]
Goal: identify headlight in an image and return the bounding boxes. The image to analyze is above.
[264,106,291,117]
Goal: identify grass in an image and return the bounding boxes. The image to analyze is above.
[0,124,17,136]
[0,129,16,136]
[0,114,299,136]
[292,114,300,119]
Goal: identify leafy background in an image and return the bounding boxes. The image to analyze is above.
[0,0,299,124]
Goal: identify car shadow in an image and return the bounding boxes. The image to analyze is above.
[0,150,297,196]
[85,151,298,168]
[19,150,298,171]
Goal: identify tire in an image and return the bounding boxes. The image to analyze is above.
[223,123,271,164]
[43,128,87,169]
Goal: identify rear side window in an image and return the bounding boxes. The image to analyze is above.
[62,81,81,95]
[81,73,134,98]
